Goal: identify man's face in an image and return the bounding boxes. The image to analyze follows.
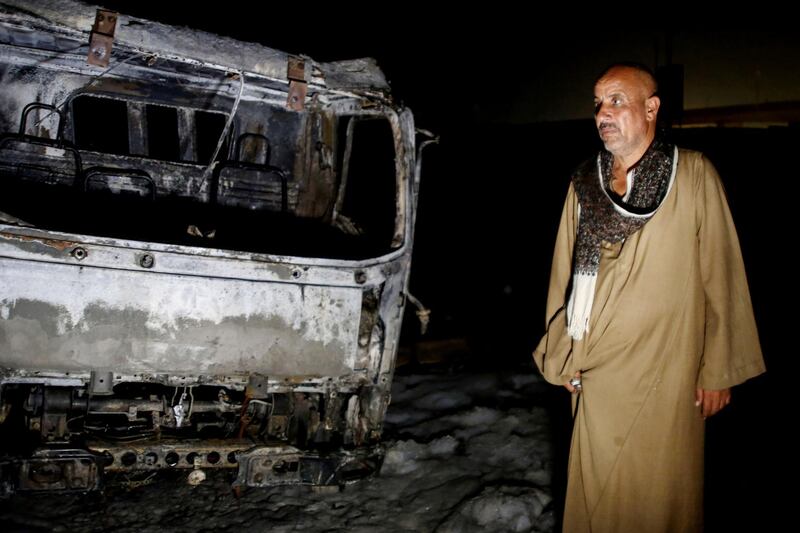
[593,67,659,159]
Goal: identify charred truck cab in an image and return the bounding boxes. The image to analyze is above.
[0,1,433,496]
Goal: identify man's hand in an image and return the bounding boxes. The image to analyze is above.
[695,388,731,418]
[565,371,581,393]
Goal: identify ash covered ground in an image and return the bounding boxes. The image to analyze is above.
[0,364,558,532]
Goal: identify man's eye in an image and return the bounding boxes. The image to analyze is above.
[612,97,623,106]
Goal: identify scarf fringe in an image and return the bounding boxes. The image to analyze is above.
[567,272,596,340]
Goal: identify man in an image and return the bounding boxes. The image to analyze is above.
[533,63,765,532]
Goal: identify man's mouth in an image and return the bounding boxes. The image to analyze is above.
[598,123,618,136]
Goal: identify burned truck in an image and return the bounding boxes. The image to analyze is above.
[0,1,433,495]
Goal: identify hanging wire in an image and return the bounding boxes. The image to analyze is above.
[197,69,245,194]
[33,50,145,130]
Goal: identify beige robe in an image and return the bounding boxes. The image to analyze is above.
[533,149,765,532]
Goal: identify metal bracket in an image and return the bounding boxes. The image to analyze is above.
[234,446,304,487]
[17,449,103,492]
[87,9,118,67]
[89,370,114,396]
[245,373,270,399]
[286,57,307,111]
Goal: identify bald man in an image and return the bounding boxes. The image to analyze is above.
[533,64,765,532]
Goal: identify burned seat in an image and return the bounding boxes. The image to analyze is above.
[83,166,156,200]
[211,133,289,213]
[0,103,81,187]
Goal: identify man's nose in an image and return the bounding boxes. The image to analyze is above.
[594,101,611,117]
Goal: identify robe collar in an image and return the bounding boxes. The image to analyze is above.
[566,138,678,340]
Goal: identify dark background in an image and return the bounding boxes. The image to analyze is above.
[93,6,797,530]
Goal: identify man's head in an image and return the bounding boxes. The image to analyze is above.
[593,63,660,162]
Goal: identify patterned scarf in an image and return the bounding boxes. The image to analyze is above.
[566,138,678,340]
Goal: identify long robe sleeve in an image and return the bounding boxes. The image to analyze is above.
[694,156,766,390]
[533,183,578,385]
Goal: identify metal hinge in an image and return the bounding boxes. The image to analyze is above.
[87,8,118,67]
[287,57,307,111]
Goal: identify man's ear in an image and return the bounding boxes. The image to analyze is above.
[646,95,661,122]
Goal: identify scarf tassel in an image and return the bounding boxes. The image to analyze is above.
[567,272,597,341]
